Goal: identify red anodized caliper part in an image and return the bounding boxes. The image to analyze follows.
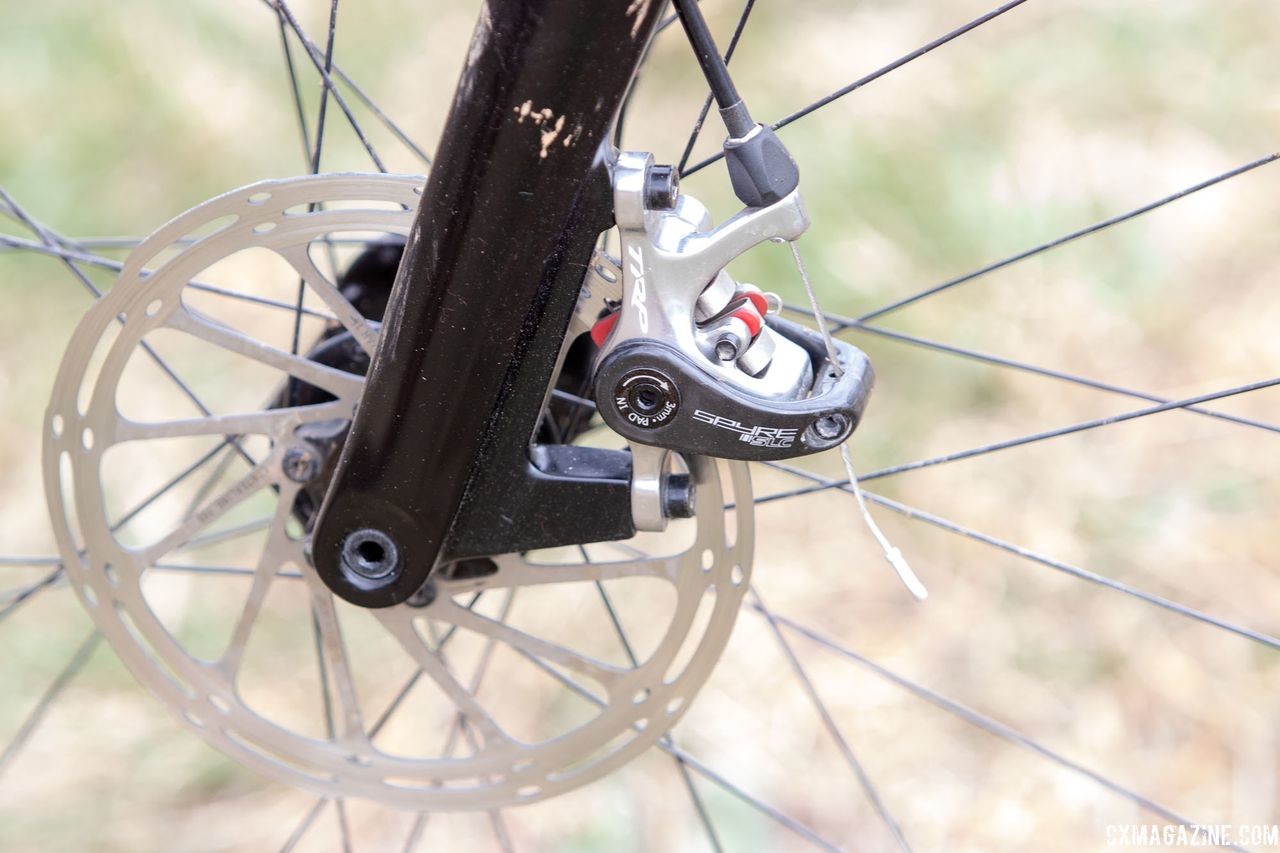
[590,284,769,349]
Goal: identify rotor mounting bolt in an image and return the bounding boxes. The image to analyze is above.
[281,446,320,483]
[644,164,679,210]
[341,528,400,580]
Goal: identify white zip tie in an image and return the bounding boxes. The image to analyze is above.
[789,239,928,601]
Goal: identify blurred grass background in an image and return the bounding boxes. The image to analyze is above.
[1,0,1279,850]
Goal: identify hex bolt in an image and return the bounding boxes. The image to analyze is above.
[714,337,739,361]
[644,164,679,209]
[281,446,320,483]
[812,414,850,441]
[713,317,750,362]
[662,473,697,519]
[340,528,400,580]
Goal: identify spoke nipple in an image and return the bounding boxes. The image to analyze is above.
[281,446,320,483]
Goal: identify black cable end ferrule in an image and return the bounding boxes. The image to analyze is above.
[717,101,754,140]
[724,124,801,208]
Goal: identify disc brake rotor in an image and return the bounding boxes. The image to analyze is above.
[42,173,752,809]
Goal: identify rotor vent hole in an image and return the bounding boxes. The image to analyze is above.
[51,414,64,438]
[665,696,685,716]
[247,192,271,205]
[80,427,94,452]
[252,222,277,234]
[700,548,714,572]
[730,564,745,586]
[632,688,650,705]
[145,299,163,317]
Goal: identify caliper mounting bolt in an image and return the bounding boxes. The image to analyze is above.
[663,473,696,519]
[644,164,679,210]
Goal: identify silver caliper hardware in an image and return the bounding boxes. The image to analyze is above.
[591,151,876,464]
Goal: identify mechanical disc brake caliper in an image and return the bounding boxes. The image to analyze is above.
[589,151,875,528]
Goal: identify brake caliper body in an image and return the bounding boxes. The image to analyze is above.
[592,151,874,462]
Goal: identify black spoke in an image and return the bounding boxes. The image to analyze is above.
[750,586,909,851]
[757,461,1280,651]
[858,376,1280,482]
[290,0,342,359]
[275,6,314,165]
[266,0,388,172]
[676,0,758,176]
[513,644,840,851]
[309,606,353,853]
[0,189,259,470]
[856,153,1280,322]
[0,632,101,781]
[579,546,723,852]
[782,310,1280,435]
[329,64,432,167]
[755,606,1243,848]
[0,567,64,626]
[279,798,328,853]
[683,0,1031,176]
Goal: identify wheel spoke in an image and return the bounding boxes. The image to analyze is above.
[279,246,380,355]
[757,606,1246,848]
[431,596,630,692]
[375,610,513,750]
[0,632,101,782]
[855,153,1280,322]
[304,583,366,744]
[750,586,909,851]
[793,313,1280,435]
[858,376,1280,482]
[759,461,1280,651]
[512,644,840,852]
[582,546,723,853]
[676,0,758,176]
[0,567,64,626]
[0,235,337,320]
[682,0,1031,176]
[265,0,388,172]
